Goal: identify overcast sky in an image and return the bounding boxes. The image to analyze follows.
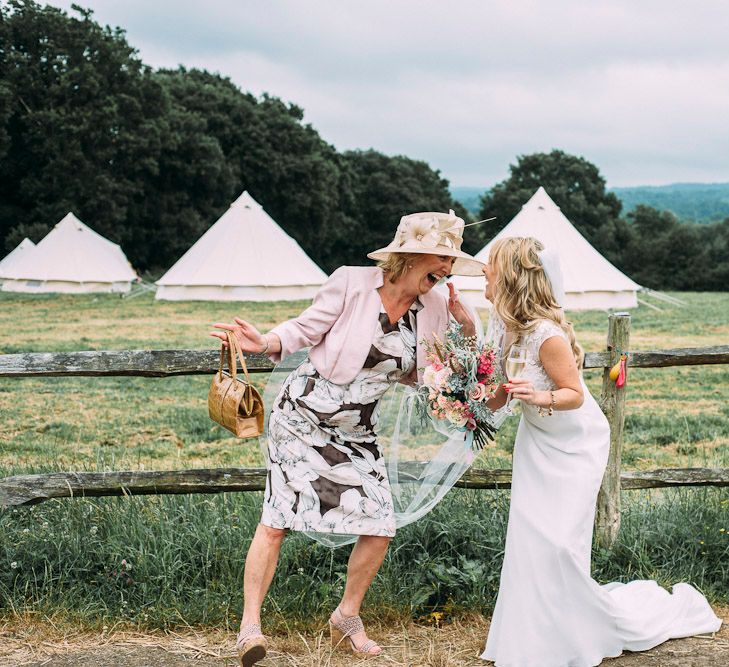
[46,1,729,188]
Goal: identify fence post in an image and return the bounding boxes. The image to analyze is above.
[595,312,631,549]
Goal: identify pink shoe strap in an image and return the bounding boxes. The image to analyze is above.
[333,608,365,636]
[236,623,263,649]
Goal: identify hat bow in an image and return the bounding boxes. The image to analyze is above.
[397,212,464,251]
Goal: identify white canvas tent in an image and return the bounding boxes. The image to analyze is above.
[1,213,138,294]
[453,187,641,310]
[0,238,36,287]
[156,191,328,301]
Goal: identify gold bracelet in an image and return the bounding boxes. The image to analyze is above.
[260,335,269,354]
[538,391,555,417]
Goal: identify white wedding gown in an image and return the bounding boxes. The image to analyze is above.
[482,317,721,667]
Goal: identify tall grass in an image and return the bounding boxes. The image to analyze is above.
[0,291,727,628]
[1,488,726,630]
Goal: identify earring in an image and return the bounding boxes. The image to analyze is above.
[407,264,413,269]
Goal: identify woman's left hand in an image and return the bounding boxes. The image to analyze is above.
[504,378,548,407]
[447,282,476,336]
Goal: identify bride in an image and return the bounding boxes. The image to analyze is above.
[479,237,721,666]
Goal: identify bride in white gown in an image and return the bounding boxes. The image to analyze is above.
[480,237,721,667]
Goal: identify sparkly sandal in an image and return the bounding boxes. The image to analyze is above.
[236,623,268,667]
[329,607,382,655]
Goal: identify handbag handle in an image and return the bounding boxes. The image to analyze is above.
[218,333,237,380]
[221,332,255,413]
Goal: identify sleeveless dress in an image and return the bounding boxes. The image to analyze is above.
[482,317,721,667]
[260,300,421,537]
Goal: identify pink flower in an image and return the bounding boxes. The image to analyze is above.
[469,383,488,401]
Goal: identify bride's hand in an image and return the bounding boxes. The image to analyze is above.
[504,378,548,407]
[210,317,267,353]
[447,282,476,337]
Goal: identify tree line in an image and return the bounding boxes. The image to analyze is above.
[477,151,729,291]
[0,1,465,275]
[1,1,727,290]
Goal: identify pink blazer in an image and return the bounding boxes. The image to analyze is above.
[268,266,451,385]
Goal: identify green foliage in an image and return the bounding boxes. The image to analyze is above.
[476,150,622,249]
[0,1,172,254]
[342,149,467,265]
[0,3,462,274]
[471,150,729,291]
[1,488,726,629]
[615,206,729,290]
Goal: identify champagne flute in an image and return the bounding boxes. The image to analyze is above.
[504,343,527,412]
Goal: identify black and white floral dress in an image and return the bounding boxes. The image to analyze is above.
[260,299,422,536]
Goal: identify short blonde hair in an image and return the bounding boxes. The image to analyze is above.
[490,237,584,368]
[377,253,420,284]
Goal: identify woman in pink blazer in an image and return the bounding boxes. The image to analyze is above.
[212,210,484,664]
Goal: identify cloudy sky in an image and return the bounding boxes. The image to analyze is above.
[46,1,729,188]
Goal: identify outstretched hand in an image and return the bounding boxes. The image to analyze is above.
[447,282,476,337]
[210,317,267,353]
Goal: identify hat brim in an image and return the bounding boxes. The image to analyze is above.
[367,246,485,276]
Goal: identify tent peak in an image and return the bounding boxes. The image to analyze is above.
[231,191,262,210]
[57,212,88,231]
[526,186,561,212]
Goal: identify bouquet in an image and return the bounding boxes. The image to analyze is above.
[417,322,503,450]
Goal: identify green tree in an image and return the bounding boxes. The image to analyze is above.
[700,218,729,290]
[0,2,523,277]
[476,150,622,248]
[154,69,358,273]
[0,1,169,256]
[617,205,715,291]
[341,150,469,266]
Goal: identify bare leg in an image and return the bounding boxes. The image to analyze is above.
[240,524,286,630]
[331,535,391,652]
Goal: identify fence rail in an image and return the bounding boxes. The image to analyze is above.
[1,346,729,378]
[1,314,728,548]
[1,467,728,508]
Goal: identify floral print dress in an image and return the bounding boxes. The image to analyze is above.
[261,299,422,536]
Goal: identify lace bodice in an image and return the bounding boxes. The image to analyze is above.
[487,315,570,392]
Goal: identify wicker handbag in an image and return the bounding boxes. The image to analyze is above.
[208,332,264,438]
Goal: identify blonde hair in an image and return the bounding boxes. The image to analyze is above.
[489,237,584,368]
[377,253,420,284]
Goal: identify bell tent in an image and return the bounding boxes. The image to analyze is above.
[0,238,36,287]
[155,191,328,301]
[0,213,138,294]
[452,187,641,310]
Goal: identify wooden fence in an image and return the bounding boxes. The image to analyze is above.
[1,313,728,548]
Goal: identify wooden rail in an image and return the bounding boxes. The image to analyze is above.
[1,346,729,378]
[2,467,727,508]
[1,317,728,549]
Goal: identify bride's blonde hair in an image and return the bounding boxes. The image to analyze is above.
[489,237,584,368]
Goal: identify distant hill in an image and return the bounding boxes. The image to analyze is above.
[450,186,488,216]
[451,182,729,223]
[610,183,729,224]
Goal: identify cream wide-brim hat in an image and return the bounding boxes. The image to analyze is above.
[367,210,486,276]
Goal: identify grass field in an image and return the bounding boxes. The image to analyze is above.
[1,290,728,474]
[0,290,728,630]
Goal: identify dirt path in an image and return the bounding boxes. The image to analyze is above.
[2,609,728,667]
